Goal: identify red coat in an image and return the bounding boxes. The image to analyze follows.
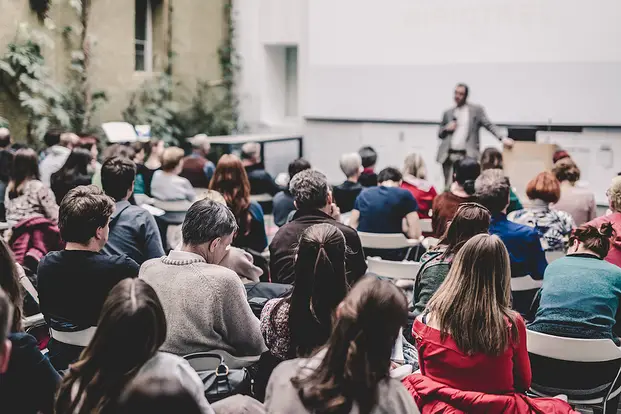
[9,217,63,270]
[403,374,578,414]
[400,176,437,220]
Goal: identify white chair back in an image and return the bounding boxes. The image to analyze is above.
[422,237,440,250]
[250,193,273,203]
[367,257,421,280]
[527,330,621,363]
[50,327,97,348]
[358,232,419,250]
[545,250,565,263]
[420,218,433,233]
[510,275,543,292]
[185,349,260,370]
[152,199,192,212]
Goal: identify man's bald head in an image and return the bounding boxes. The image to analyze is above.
[0,128,11,148]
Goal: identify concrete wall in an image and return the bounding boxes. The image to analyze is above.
[0,0,225,140]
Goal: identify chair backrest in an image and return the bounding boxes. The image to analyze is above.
[184,349,260,370]
[422,237,440,250]
[527,330,621,363]
[250,193,273,203]
[152,199,192,212]
[545,250,566,263]
[358,232,418,249]
[510,275,543,292]
[367,257,421,280]
[420,218,433,233]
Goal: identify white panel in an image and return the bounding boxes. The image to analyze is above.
[260,0,303,45]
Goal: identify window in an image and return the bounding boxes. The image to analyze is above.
[135,0,153,72]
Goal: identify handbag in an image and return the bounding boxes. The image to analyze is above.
[183,352,252,403]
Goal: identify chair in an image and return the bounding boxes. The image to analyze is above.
[546,250,566,263]
[367,257,421,280]
[420,218,433,234]
[184,349,260,370]
[527,330,621,413]
[510,275,543,291]
[422,237,440,250]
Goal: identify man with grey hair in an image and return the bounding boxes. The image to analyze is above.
[333,152,364,213]
[269,169,367,284]
[241,141,281,196]
[140,199,266,356]
[179,134,215,188]
[475,169,547,316]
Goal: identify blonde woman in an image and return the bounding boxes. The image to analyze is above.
[404,234,574,413]
[400,153,437,219]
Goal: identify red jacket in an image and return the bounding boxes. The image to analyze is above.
[401,175,437,220]
[9,217,63,270]
[586,212,621,268]
[403,374,578,414]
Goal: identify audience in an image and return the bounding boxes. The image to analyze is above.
[261,223,348,360]
[404,234,574,413]
[100,156,165,264]
[151,147,196,202]
[0,255,60,414]
[350,167,421,242]
[431,157,480,237]
[131,141,153,196]
[210,154,268,253]
[50,147,94,204]
[586,176,621,268]
[400,152,437,219]
[0,128,13,221]
[241,142,281,196]
[480,147,522,213]
[39,132,79,185]
[180,134,215,188]
[5,148,58,225]
[145,139,165,170]
[265,277,419,413]
[269,169,367,285]
[412,203,490,318]
[332,152,364,214]
[529,222,621,341]
[508,172,575,252]
[273,158,311,226]
[116,375,204,414]
[55,278,214,414]
[38,185,140,370]
[140,199,266,357]
[552,158,596,226]
[358,146,378,187]
[475,169,547,315]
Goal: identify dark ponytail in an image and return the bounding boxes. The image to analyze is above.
[453,157,481,195]
[570,222,615,259]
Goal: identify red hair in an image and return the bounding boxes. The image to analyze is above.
[209,154,251,233]
[526,172,561,203]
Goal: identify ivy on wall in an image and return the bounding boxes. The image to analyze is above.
[217,0,240,133]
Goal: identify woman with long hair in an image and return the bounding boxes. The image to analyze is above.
[5,148,58,224]
[55,278,213,414]
[265,277,419,414]
[209,154,267,253]
[431,157,480,237]
[412,203,490,317]
[0,238,60,414]
[50,147,93,204]
[401,152,437,219]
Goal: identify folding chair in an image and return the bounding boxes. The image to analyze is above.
[420,218,433,234]
[545,250,566,263]
[358,232,422,260]
[184,349,260,370]
[367,257,421,280]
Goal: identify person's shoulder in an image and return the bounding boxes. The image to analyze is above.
[38,250,63,268]
[96,252,139,271]
[248,200,264,215]
[8,332,38,349]
[379,378,421,413]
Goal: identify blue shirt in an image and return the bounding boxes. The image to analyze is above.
[272,190,295,227]
[102,200,165,264]
[355,186,418,234]
[489,213,547,280]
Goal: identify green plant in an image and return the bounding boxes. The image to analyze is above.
[0,26,71,143]
[217,0,240,132]
[0,116,8,128]
[177,80,239,137]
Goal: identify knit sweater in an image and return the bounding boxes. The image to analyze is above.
[529,254,621,342]
[139,250,267,356]
[413,249,453,318]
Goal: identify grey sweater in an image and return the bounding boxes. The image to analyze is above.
[139,250,266,356]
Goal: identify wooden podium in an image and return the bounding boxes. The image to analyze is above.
[503,142,557,203]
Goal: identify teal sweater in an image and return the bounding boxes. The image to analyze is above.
[529,254,621,342]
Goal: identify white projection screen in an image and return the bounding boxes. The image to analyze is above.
[305,0,621,125]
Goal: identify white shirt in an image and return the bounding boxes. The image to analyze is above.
[450,105,470,151]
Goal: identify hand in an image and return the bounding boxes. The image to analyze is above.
[444,121,457,132]
[329,203,341,221]
[502,137,515,148]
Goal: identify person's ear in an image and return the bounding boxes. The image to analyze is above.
[335,302,345,319]
[293,200,298,210]
[0,340,12,374]
[327,191,334,205]
[209,237,221,253]
[95,226,104,240]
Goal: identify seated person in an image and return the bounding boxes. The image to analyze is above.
[401,152,437,219]
[179,134,215,189]
[480,147,522,213]
[586,176,621,267]
[332,152,364,214]
[101,156,165,264]
[50,148,93,205]
[529,223,621,342]
[413,203,490,318]
[139,199,266,357]
[37,185,140,370]
[475,169,547,316]
[273,158,311,227]
[269,169,367,285]
[552,159,596,226]
[358,146,378,187]
[405,235,574,413]
[241,142,281,196]
[508,172,575,252]
[350,167,421,239]
[151,147,196,202]
[431,157,480,237]
[265,277,419,414]
[209,154,268,253]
